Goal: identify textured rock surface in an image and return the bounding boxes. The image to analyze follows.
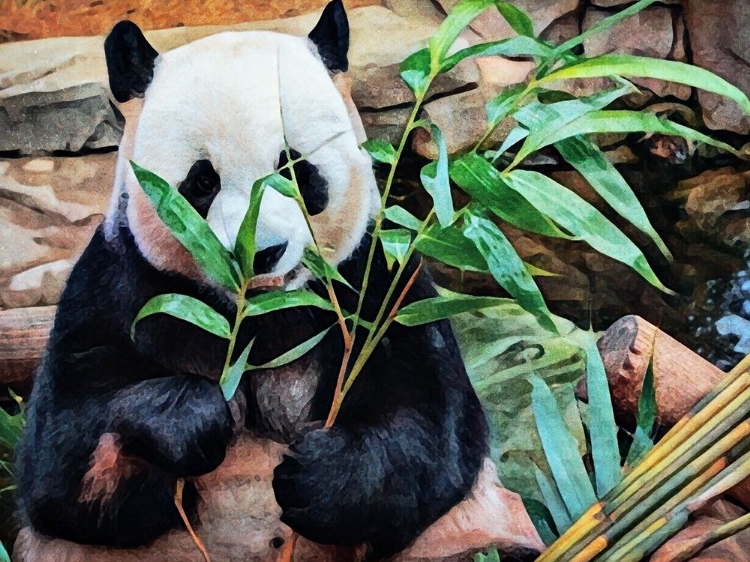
[685,0,750,134]
[0,7,478,155]
[0,155,114,307]
[13,436,543,562]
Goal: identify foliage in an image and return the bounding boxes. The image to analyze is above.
[127,0,750,558]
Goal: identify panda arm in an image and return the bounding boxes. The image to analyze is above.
[273,260,488,556]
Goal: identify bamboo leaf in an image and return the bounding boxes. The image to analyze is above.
[263,172,297,199]
[302,247,355,290]
[534,464,573,533]
[395,294,513,326]
[362,139,397,166]
[538,55,750,116]
[220,339,254,401]
[0,407,23,450]
[627,354,657,467]
[496,2,534,37]
[429,0,498,67]
[0,541,9,562]
[555,135,672,262]
[504,170,673,294]
[530,374,597,520]
[463,211,557,333]
[420,124,454,227]
[569,330,622,497]
[416,223,489,272]
[243,289,334,317]
[485,84,526,129]
[450,153,567,238]
[441,36,553,73]
[400,48,432,96]
[235,176,269,278]
[385,205,423,231]
[513,111,743,165]
[381,228,412,270]
[131,294,231,340]
[129,162,240,291]
[250,326,332,369]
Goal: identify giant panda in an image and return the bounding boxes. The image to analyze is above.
[15,1,489,559]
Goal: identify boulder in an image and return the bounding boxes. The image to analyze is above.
[685,0,750,134]
[0,7,479,155]
[582,7,691,101]
[0,154,114,305]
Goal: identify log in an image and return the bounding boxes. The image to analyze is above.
[578,315,726,428]
[0,306,56,387]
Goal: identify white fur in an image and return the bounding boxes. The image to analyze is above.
[113,30,380,286]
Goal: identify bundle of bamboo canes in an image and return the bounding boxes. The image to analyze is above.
[538,353,750,562]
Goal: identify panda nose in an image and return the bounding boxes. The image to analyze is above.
[253,242,288,274]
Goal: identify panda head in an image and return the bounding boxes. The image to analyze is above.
[105,0,379,289]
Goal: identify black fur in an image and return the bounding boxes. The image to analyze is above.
[17,217,488,557]
[278,148,329,216]
[105,21,159,103]
[177,159,221,218]
[308,0,349,73]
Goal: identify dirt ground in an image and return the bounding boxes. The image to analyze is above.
[0,0,378,42]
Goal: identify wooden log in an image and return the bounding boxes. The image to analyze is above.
[578,315,726,428]
[0,306,56,387]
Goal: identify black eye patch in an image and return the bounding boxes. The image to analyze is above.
[178,159,221,218]
[277,149,329,216]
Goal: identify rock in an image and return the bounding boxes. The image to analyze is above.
[667,167,750,253]
[360,106,413,147]
[716,315,750,354]
[685,0,750,134]
[582,7,691,101]
[435,0,579,41]
[0,154,114,303]
[0,7,479,155]
[0,259,74,309]
[539,14,580,47]
[412,89,514,158]
[14,436,543,562]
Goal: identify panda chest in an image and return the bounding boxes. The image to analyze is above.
[249,354,322,442]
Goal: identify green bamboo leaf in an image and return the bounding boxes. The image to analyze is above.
[416,223,488,272]
[534,464,573,533]
[473,547,501,562]
[490,126,529,162]
[362,139,397,166]
[538,54,750,116]
[0,407,23,449]
[555,136,672,262]
[513,82,635,132]
[220,339,254,401]
[395,294,513,326]
[449,153,567,238]
[550,0,658,58]
[0,541,9,562]
[129,162,240,291]
[302,247,355,291]
[513,110,742,166]
[504,170,673,294]
[524,499,560,546]
[131,294,231,340]
[530,374,597,520]
[243,289,334,317]
[250,326,332,369]
[420,124,454,227]
[400,48,432,96]
[569,330,622,497]
[440,36,553,73]
[235,176,269,278]
[496,2,534,37]
[464,211,557,333]
[429,0,497,67]
[385,205,423,231]
[380,228,412,271]
[485,84,525,129]
[263,172,297,199]
[626,354,657,467]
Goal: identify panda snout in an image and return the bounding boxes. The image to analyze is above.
[253,241,288,274]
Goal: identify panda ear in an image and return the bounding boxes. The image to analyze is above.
[105,21,159,103]
[308,0,349,73]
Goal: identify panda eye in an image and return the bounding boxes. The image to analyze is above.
[178,159,221,218]
[277,149,329,216]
